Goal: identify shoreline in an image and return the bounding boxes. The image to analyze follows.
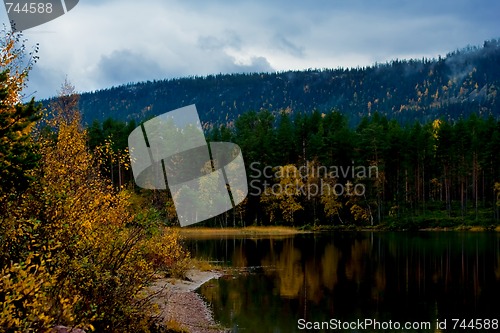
[177,226,307,239]
[177,225,500,237]
[312,225,500,232]
[147,269,227,333]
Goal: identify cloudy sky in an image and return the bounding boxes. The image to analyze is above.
[2,0,499,100]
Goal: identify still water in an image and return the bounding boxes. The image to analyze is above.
[184,232,500,332]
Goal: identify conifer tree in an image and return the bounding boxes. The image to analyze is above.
[0,30,41,202]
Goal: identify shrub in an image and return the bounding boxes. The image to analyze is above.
[1,75,190,331]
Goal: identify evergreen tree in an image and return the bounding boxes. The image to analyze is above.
[0,31,41,204]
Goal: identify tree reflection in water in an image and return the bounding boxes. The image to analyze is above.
[188,233,500,332]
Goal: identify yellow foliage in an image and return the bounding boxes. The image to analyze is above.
[1,84,189,332]
[165,319,189,333]
[495,182,500,207]
[432,119,441,140]
[261,164,304,223]
[0,252,78,332]
[0,30,34,105]
[1,33,189,331]
[142,227,190,278]
[349,203,372,224]
[320,178,342,221]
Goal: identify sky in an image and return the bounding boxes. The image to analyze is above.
[1,0,499,100]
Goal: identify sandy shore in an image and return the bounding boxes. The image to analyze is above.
[148,269,228,333]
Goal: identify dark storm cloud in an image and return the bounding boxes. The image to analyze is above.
[93,49,166,86]
[225,56,274,73]
[198,31,242,51]
[272,34,305,58]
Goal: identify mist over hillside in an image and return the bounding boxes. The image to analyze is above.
[43,39,500,128]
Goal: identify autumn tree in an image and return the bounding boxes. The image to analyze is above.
[0,31,76,332]
[89,117,136,189]
[320,178,343,224]
[261,164,304,225]
[27,80,188,331]
[495,182,500,207]
[1,42,188,331]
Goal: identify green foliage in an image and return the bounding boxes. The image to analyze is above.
[72,38,500,229]
[0,31,41,202]
[232,108,500,227]
[86,103,500,230]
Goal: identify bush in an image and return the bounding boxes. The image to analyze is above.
[1,81,190,331]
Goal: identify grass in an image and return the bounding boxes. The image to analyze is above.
[189,258,221,271]
[173,211,500,236]
[177,226,306,238]
[164,319,189,333]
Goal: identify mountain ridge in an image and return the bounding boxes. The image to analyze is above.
[42,38,500,127]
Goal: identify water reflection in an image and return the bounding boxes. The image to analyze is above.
[186,233,500,332]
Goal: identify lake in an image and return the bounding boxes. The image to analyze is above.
[184,232,500,332]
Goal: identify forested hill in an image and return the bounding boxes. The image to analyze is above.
[48,38,500,127]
